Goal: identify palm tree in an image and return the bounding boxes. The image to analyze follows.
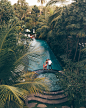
[46,0,68,6]
[0,18,49,108]
[0,85,27,108]
[37,0,46,15]
[15,71,49,93]
[0,21,18,84]
[0,72,49,108]
[37,0,46,5]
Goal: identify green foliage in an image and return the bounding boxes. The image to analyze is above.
[37,0,45,4]
[0,71,49,108]
[31,5,40,26]
[13,0,28,20]
[46,0,67,6]
[0,0,13,24]
[31,5,40,14]
[36,25,49,39]
[0,85,27,108]
[0,20,27,84]
[0,2,50,108]
[0,23,18,84]
[15,71,49,93]
[58,54,86,107]
[36,1,86,107]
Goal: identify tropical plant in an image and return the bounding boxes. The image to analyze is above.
[0,24,49,108]
[46,0,67,6]
[36,1,86,107]
[0,1,50,108]
[58,54,86,108]
[0,0,14,25]
[0,71,49,108]
[13,0,28,20]
[0,85,27,108]
[0,22,19,84]
[37,0,46,16]
[37,0,46,5]
[15,71,49,93]
[31,5,40,26]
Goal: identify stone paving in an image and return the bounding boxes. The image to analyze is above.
[30,93,66,99]
[37,104,47,107]
[61,106,70,108]
[27,96,67,104]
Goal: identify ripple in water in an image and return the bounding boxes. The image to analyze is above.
[37,73,60,91]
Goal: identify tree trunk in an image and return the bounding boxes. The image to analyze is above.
[73,36,79,61]
[71,99,75,108]
[45,7,47,20]
[0,79,2,85]
[67,36,68,58]
[78,38,83,62]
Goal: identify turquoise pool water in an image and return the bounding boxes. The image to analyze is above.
[37,73,60,91]
[27,39,62,91]
[28,39,62,71]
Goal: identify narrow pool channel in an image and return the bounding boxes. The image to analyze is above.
[27,39,62,91]
[28,39,62,71]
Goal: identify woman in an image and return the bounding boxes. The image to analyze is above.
[43,59,48,70]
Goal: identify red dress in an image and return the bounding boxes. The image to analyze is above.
[43,61,48,69]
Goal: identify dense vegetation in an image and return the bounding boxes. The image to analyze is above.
[0,0,48,108]
[36,0,86,108]
[0,0,86,108]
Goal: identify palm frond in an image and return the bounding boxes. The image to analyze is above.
[46,0,67,6]
[51,14,62,25]
[0,85,28,108]
[14,72,49,94]
[41,25,50,30]
[15,80,49,94]
[46,0,59,6]
[37,0,45,4]
[48,7,62,24]
[0,22,17,50]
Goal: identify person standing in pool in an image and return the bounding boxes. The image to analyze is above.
[48,59,52,70]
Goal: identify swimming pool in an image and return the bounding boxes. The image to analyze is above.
[37,72,61,91]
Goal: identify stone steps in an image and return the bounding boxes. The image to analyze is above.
[26,90,68,105]
[27,96,67,104]
[43,90,64,95]
[28,93,66,100]
[25,70,67,107]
